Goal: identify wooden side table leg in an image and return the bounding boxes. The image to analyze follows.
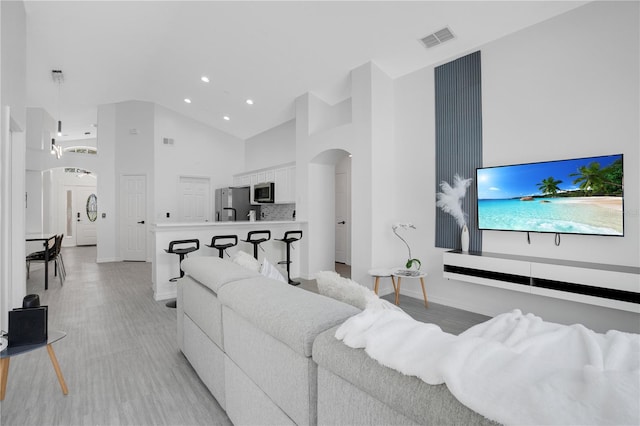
[46,344,68,395]
[391,276,397,294]
[0,357,10,401]
[420,277,429,308]
[373,276,380,295]
[395,277,402,305]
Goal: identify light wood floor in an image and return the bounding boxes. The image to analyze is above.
[3,249,489,425]
[2,246,231,426]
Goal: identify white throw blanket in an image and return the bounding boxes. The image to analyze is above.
[336,309,640,425]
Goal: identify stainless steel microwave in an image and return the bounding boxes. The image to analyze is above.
[254,182,275,203]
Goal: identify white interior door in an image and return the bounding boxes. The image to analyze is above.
[179,177,210,222]
[120,175,146,261]
[335,171,349,264]
[74,187,98,246]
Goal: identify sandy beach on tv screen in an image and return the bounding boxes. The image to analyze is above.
[556,196,623,211]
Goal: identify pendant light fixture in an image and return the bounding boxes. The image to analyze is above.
[52,69,64,137]
[50,138,62,159]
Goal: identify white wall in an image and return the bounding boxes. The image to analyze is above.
[26,107,54,150]
[25,170,42,233]
[96,104,117,262]
[0,0,26,335]
[481,0,639,267]
[154,104,244,222]
[393,1,639,333]
[295,92,355,280]
[294,62,395,285]
[244,119,295,171]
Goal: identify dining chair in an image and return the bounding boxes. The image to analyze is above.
[26,234,65,286]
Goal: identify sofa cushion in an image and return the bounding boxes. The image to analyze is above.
[225,355,296,426]
[218,276,359,357]
[181,257,260,293]
[180,275,224,348]
[183,314,226,410]
[232,250,261,272]
[312,326,497,425]
[315,270,378,310]
[224,307,315,425]
[317,367,418,425]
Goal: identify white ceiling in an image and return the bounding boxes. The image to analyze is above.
[24,1,588,141]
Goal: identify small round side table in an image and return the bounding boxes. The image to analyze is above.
[367,269,397,296]
[391,268,428,308]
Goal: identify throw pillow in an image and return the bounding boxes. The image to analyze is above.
[232,250,261,273]
[261,258,287,283]
[315,270,378,310]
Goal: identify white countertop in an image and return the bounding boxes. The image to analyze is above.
[151,220,305,231]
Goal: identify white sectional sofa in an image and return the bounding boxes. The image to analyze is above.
[177,256,495,425]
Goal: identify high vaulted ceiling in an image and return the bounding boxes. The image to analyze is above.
[24,1,588,141]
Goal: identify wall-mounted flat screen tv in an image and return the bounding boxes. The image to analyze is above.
[476,154,624,236]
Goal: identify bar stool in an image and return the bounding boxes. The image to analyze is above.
[241,230,271,260]
[165,239,200,308]
[276,231,303,285]
[206,235,238,258]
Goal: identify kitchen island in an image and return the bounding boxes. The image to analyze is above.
[151,221,307,301]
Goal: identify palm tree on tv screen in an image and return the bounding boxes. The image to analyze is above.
[571,160,623,196]
[537,177,563,196]
[570,162,609,195]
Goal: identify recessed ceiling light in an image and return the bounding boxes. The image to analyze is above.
[246,99,254,105]
[223,116,230,121]
[184,98,192,104]
[201,76,210,83]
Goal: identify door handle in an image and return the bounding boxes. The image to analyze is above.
[137,220,145,224]
[338,221,346,224]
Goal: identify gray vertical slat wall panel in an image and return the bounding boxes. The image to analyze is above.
[434,51,483,252]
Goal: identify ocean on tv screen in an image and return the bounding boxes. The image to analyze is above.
[476,154,624,236]
[478,197,623,235]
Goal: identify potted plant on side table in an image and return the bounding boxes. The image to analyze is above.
[392,223,421,276]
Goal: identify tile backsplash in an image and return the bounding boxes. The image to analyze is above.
[260,203,296,221]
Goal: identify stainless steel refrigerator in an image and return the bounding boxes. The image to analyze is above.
[214,186,258,221]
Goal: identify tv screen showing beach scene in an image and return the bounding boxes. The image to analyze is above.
[476,154,624,236]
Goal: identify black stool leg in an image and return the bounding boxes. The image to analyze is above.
[167,253,186,308]
[252,243,259,259]
[285,242,299,286]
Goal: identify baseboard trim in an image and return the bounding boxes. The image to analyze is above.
[96,257,120,263]
[155,289,176,302]
[391,287,494,318]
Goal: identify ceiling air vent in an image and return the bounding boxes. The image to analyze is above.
[420,27,455,49]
